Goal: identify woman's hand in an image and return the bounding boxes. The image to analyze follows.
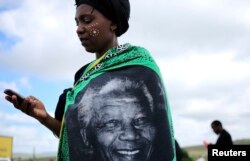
[5,94,62,137]
[5,95,48,124]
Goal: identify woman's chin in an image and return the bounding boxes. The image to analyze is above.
[82,44,96,53]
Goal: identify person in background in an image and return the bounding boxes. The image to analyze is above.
[211,120,233,146]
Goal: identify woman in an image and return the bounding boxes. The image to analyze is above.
[5,0,176,161]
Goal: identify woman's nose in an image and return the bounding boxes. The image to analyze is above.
[119,125,140,141]
[76,24,86,35]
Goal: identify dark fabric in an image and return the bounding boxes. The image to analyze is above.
[65,65,174,161]
[75,0,130,37]
[175,140,183,161]
[54,63,90,121]
[55,88,71,121]
[74,62,90,85]
[57,44,175,161]
[216,129,233,146]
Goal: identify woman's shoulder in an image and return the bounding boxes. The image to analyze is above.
[74,63,91,84]
[129,44,150,53]
[123,44,152,59]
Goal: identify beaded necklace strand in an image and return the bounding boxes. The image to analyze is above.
[73,44,129,87]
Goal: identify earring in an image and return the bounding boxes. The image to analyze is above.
[110,26,117,32]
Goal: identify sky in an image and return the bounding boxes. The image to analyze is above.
[0,0,250,154]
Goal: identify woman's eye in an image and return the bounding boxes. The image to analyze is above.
[81,17,92,24]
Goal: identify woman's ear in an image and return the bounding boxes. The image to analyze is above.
[110,22,117,31]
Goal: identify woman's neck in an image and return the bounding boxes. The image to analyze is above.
[95,38,118,59]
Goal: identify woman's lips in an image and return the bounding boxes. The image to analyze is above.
[79,37,90,46]
[80,37,89,42]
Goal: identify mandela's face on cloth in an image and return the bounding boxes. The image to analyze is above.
[90,96,156,161]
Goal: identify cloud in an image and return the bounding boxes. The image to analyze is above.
[0,123,58,153]
[19,77,32,90]
[1,0,250,78]
[126,0,250,60]
[0,111,58,153]
[0,81,18,93]
[0,111,36,124]
[0,77,32,94]
[0,0,93,81]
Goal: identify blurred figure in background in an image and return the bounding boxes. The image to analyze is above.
[211,120,233,146]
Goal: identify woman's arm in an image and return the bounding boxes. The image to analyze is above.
[40,113,62,137]
[5,94,62,137]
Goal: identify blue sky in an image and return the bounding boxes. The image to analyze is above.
[0,31,19,50]
[1,0,250,154]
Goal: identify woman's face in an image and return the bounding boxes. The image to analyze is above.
[75,4,116,55]
[90,96,156,161]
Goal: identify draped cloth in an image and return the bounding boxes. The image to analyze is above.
[57,44,176,161]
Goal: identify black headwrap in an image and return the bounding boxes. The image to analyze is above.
[75,0,130,37]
